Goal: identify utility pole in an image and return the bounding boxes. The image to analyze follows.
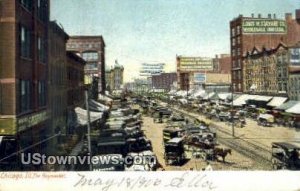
[85,90,92,171]
[231,84,235,137]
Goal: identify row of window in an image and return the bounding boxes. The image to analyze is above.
[232,36,241,46]
[232,48,241,57]
[85,63,98,70]
[19,80,46,113]
[67,43,101,50]
[20,25,47,63]
[82,52,99,61]
[231,25,241,37]
[20,0,48,23]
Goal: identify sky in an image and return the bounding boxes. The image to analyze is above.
[50,0,299,82]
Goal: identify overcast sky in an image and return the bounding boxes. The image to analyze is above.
[51,0,299,82]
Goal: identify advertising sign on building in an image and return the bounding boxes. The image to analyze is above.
[194,73,206,83]
[139,63,165,77]
[242,19,287,34]
[290,48,300,66]
[178,57,213,72]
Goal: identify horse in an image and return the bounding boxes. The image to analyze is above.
[213,147,232,162]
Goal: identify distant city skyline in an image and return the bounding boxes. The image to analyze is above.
[51,0,299,82]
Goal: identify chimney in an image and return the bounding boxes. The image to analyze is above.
[268,14,272,19]
[296,9,300,22]
[273,14,276,19]
[258,14,261,18]
[285,13,293,21]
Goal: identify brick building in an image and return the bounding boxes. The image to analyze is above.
[243,46,280,95]
[66,36,106,94]
[213,54,231,74]
[48,21,69,154]
[0,0,49,170]
[66,51,85,135]
[230,10,300,93]
[243,42,300,100]
[152,72,177,91]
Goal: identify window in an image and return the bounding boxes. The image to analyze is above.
[20,0,33,12]
[237,48,241,56]
[82,52,99,61]
[38,36,46,63]
[237,26,241,35]
[237,36,241,44]
[37,0,48,23]
[20,80,31,112]
[85,63,98,70]
[231,28,235,36]
[232,38,236,46]
[38,81,46,107]
[20,25,31,58]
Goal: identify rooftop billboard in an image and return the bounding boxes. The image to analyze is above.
[242,19,287,34]
[178,57,213,72]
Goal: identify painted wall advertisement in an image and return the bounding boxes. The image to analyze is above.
[139,63,165,76]
[194,73,206,83]
[179,57,213,72]
[242,19,287,34]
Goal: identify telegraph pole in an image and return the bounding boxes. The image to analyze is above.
[85,90,92,171]
[231,84,235,137]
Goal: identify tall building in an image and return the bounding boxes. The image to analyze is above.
[106,60,124,92]
[0,0,49,170]
[66,36,106,93]
[48,21,69,154]
[230,10,300,93]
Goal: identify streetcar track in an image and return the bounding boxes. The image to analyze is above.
[168,104,272,169]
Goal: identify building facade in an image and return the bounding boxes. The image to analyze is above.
[105,60,124,92]
[66,36,106,93]
[152,72,177,91]
[48,21,69,154]
[176,56,214,90]
[243,46,279,95]
[230,11,300,93]
[213,54,231,74]
[0,0,49,170]
[289,69,300,101]
[288,42,300,100]
[244,42,300,100]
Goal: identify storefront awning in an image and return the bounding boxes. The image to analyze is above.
[88,99,109,112]
[267,97,288,107]
[250,95,273,102]
[218,93,232,101]
[275,100,299,111]
[285,102,300,114]
[75,107,103,126]
[232,94,255,106]
[98,94,113,102]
